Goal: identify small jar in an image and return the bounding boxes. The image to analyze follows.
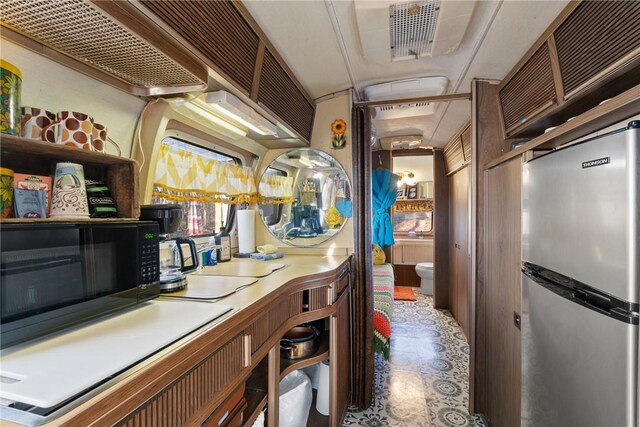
[0,167,15,218]
[0,60,22,135]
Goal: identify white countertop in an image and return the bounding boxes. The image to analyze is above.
[0,254,349,422]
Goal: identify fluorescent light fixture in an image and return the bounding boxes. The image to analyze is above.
[279,123,299,139]
[181,100,247,138]
[200,91,278,136]
[299,157,314,167]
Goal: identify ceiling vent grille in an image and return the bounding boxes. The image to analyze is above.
[390,0,441,61]
[1,0,204,88]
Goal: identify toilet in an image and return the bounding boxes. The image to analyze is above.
[415,262,434,295]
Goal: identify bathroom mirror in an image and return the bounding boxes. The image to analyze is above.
[257,148,352,247]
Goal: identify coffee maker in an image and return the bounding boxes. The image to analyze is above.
[140,204,199,292]
[292,204,323,237]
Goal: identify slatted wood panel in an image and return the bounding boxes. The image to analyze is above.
[554,1,640,97]
[443,137,464,175]
[308,286,330,311]
[140,0,259,93]
[117,335,244,427]
[461,125,471,163]
[499,42,556,134]
[258,49,315,141]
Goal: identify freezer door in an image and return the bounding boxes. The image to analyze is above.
[522,125,639,303]
[521,274,638,427]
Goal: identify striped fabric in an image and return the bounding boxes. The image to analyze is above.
[373,263,394,359]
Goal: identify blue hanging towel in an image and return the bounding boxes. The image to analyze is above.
[372,168,398,247]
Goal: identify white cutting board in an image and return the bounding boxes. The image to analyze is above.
[0,300,232,408]
[193,262,286,278]
[162,275,258,300]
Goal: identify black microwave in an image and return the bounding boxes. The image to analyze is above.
[0,221,160,348]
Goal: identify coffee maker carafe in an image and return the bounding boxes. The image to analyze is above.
[140,204,198,293]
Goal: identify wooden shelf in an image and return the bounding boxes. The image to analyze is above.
[280,334,329,379]
[0,134,140,218]
[486,83,640,170]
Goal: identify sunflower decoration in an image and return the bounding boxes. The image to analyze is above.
[331,119,347,149]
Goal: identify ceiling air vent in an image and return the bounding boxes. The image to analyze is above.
[390,0,441,61]
[364,77,448,120]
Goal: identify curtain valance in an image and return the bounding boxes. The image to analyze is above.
[258,174,294,204]
[392,199,433,213]
[152,143,257,204]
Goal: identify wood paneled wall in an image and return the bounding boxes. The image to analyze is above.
[351,107,374,409]
[433,149,450,309]
[484,157,522,427]
[471,79,508,415]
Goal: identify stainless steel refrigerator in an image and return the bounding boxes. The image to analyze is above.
[521,120,639,427]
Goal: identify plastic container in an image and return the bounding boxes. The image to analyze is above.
[0,60,22,135]
[279,370,312,427]
[0,167,14,218]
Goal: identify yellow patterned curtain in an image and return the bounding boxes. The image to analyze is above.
[258,174,294,204]
[152,143,257,204]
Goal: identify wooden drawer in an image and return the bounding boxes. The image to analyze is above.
[117,335,246,426]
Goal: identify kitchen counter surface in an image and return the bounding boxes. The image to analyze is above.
[1,254,350,427]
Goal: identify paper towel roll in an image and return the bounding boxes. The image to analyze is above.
[237,209,256,254]
[315,360,330,416]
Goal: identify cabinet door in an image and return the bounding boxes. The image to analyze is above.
[392,244,403,264]
[484,157,522,427]
[449,167,469,338]
[330,287,351,426]
[499,42,557,136]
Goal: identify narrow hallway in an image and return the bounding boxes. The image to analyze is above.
[343,293,483,427]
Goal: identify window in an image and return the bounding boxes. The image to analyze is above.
[259,167,287,226]
[392,200,433,234]
[150,138,238,238]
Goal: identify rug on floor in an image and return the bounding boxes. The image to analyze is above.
[394,286,416,301]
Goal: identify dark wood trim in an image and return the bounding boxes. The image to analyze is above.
[267,345,279,427]
[355,92,471,108]
[351,106,374,408]
[547,34,566,105]
[250,40,267,101]
[471,80,507,416]
[433,149,450,309]
[486,83,640,169]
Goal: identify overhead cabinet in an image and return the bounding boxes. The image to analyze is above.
[498,0,640,138]
[0,0,315,142]
[136,0,315,142]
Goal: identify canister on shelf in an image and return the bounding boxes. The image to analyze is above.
[0,60,22,135]
[0,167,14,218]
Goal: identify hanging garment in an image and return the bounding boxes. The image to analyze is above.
[372,168,398,246]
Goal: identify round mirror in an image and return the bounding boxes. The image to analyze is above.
[258,148,352,247]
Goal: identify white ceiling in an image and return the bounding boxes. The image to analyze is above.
[242,0,569,148]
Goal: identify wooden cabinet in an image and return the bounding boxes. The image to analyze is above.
[553,1,640,100]
[0,135,139,220]
[483,157,522,427]
[331,286,351,426]
[499,42,558,137]
[391,240,433,265]
[443,123,471,174]
[448,167,469,339]
[497,1,640,139]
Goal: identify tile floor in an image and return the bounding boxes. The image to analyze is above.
[343,292,484,427]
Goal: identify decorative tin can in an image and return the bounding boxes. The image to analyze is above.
[0,167,15,218]
[0,60,22,136]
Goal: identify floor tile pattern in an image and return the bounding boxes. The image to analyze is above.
[343,293,484,427]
